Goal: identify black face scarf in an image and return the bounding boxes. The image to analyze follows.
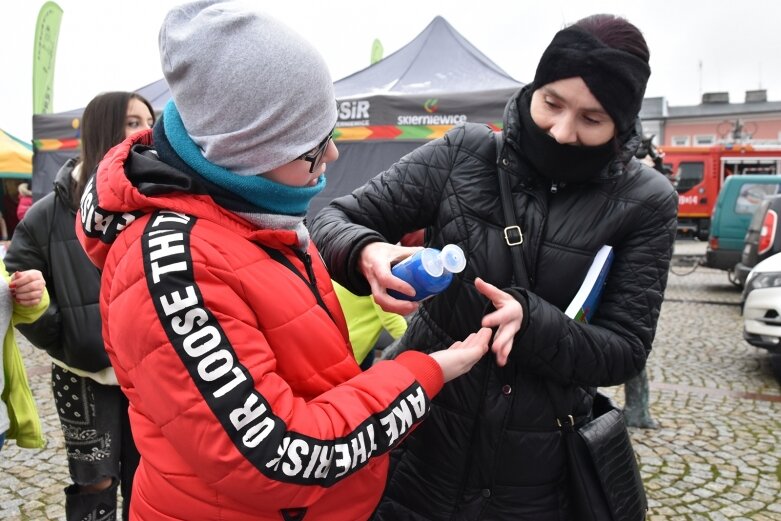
[516,90,617,184]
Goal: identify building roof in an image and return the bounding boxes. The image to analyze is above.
[640,94,781,121]
[667,100,781,119]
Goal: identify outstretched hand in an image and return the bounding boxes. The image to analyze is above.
[359,241,423,315]
[475,277,523,367]
[429,327,492,382]
[10,269,46,307]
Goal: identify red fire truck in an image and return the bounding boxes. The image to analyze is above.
[658,144,781,239]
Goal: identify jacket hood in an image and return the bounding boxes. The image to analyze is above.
[77,129,302,270]
[52,157,79,212]
[502,84,642,182]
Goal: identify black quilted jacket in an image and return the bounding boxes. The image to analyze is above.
[4,158,108,372]
[311,87,677,520]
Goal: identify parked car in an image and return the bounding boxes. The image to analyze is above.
[742,252,781,352]
[703,175,781,285]
[734,194,781,286]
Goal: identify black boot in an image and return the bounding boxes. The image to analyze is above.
[64,479,119,521]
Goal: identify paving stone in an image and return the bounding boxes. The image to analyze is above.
[20,499,45,510]
[1,241,779,520]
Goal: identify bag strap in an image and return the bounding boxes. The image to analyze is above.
[494,131,582,429]
[494,131,529,288]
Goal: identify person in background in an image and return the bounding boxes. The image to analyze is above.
[74,2,490,520]
[333,281,408,368]
[1,180,21,239]
[4,91,155,520]
[312,13,677,520]
[16,183,33,221]
[0,264,48,452]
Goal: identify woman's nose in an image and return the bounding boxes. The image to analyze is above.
[324,139,339,163]
[548,116,578,145]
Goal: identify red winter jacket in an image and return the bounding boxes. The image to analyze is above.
[75,130,443,521]
[16,194,32,221]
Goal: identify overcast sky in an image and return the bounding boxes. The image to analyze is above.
[3,0,780,142]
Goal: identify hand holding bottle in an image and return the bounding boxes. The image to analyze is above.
[429,327,492,382]
[359,241,423,315]
[388,244,466,301]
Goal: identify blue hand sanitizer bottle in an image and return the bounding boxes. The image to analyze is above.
[389,244,466,301]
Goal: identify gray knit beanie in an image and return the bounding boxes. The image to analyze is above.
[159,0,337,175]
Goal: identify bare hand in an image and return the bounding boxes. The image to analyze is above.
[359,241,423,315]
[475,277,523,367]
[429,327,492,382]
[10,269,46,307]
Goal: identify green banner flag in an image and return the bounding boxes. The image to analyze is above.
[370,38,383,65]
[32,1,63,114]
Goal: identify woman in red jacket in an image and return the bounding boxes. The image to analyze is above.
[76,2,490,520]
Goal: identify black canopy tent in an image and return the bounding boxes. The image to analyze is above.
[316,15,523,218]
[31,16,523,217]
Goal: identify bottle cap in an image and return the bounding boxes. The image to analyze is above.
[441,244,466,273]
[420,248,444,277]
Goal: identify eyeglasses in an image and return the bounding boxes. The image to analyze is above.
[298,127,335,173]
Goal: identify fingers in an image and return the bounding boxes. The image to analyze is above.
[369,270,418,315]
[475,277,523,367]
[435,328,493,382]
[481,307,511,328]
[13,285,45,306]
[451,328,492,349]
[10,270,45,292]
[474,327,493,347]
[376,269,418,301]
[10,270,46,307]
[461,328,492,369]
[13,286,45,305]
[15,293,43,307]
[474,277,504,302]
[372,290,419,316]
[359,242,422,315]
[492,339,512,367]
[481,300,522,330]
[491,328,515,367]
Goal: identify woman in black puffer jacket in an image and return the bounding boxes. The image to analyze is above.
[312,13,676,521]
[5,92,154,521]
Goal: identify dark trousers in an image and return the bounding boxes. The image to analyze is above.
[52,364,139,521]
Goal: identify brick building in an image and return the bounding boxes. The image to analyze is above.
[640,90,781,146]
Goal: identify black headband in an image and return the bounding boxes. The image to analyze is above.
[533,26,651,133]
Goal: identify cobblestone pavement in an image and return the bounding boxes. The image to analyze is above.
[1,241,780,520]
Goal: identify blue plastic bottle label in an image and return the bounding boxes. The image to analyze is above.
[389,247,457,301]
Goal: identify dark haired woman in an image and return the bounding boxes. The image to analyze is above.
[4,91,154,520]
[312,14,677,520]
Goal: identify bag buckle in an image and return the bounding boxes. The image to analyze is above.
[504,226,523,246]
[556,415,575,429]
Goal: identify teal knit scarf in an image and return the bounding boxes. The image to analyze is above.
[162,100,325,216]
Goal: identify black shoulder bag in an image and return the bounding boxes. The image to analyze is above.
[493,131,647,521]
